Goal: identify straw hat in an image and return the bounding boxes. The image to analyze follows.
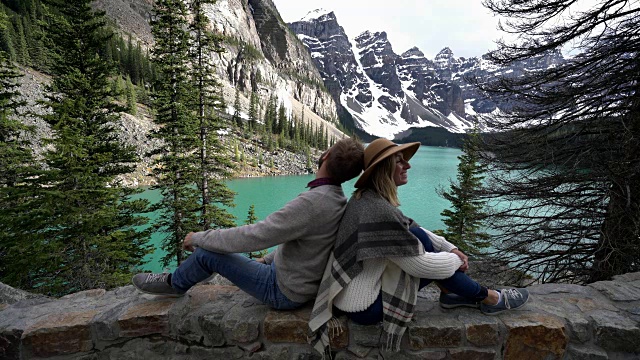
[354,138,420,188]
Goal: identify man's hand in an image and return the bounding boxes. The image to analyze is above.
[255,257,266,264]
[183,232,196,252]
[451,249,469,272]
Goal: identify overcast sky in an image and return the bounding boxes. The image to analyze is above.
[271,0,504,59]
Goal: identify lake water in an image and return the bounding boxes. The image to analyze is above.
[141,145,462,272]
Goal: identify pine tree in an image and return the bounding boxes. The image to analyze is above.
[245,204,258,225]
[244,204,266,259]
[436,132,490,256]
[0,12,16,61]
[188,0,235,231]
[248,89,258,131]
[13,16,29,65]
[125,74,137,115]
[0,49,39,288]
[232,87,242,128]
[479,0,640,283]
[12,0,152,295]
[149,0,200,267]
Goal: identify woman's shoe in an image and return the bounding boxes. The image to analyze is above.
[480,288,529,315]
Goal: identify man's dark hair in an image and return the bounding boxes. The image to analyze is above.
[326,138,365,184]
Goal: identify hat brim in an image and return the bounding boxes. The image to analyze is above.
[354,142,420,188]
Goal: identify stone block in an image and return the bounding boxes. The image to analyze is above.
[380,349,447,359]
[61,289,106,301]
[264,308,348,348]
[171,285,238,345]
[91,298,136,343]
[529,296,590,343]
[568,296,618,313]
[350,322,382,347]
[458,314,500,346]
[188,344,245,359]
[449,348,496,360]
[117,299,175,337]
[21,309,98,358]
[0,329,21,360]
[254,344,323,360]
[529,283,597,297]
[589,280,640,302]
[198,308,227,346]
[590,309,640,353]
[407,315,463,350]
[222,302,268,344]
[183,284,239,308]
[264,309,308,344]
[502,313,568,360]
[564,344,609,360]
[346,343,373,358]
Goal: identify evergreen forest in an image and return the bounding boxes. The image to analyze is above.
[1,0,639,297]
[0,0,335,296]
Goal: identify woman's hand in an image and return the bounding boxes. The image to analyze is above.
[451,249,469,272]
[255,257,266,264]
[183,232,196,252]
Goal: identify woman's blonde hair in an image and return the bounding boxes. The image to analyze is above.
[354,156,400,206]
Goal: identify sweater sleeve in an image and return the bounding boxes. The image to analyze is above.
[421,228,458,253]
[388,252,463,280]
[190,193,316,254]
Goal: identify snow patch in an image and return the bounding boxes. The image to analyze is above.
[299,8,332,22]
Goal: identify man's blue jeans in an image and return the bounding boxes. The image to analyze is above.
[344,227,486,325]
[171,248,304,310]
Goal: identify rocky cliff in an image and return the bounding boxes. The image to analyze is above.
[96,0,340,126]
[2,273,640,359]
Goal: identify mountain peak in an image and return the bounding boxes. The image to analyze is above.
[436,47,454,57]
[299,8,334,22]
[401,47,425,58]
[355,30,387,41]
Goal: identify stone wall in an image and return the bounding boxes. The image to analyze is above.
[1,273,640,359]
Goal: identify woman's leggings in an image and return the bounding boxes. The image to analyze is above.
[342,227,488,325]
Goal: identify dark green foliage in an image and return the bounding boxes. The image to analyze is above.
[150,0,236,268]
[248,90,258,130]
[245,204,258,225]
[0,0,53,71]
[188,0,236,232]
[479,1,640,283]
[2,0,151,296]
[125,75,136,115]
[0,50,39,287]
[232,87,242,128]
[436,132,489,256]
[221,35,263,61]
[149,0,200,267]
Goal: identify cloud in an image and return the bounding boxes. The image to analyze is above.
[272,0,503,58]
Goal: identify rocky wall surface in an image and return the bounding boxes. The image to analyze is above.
[1,273,640,359]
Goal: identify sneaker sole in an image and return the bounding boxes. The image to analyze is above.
[131,275,185,298]
[481,294,530,316]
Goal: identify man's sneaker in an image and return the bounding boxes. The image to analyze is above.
[480,288,529,315]
[439,293,481,309]
[132,273,184,297]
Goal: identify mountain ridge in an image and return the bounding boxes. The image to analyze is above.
[288,8,566,140]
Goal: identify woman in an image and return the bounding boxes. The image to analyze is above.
[309,138,529,353]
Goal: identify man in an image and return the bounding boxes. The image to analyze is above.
[132,137,365,309]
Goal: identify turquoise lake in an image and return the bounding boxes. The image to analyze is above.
[141,145,462,272]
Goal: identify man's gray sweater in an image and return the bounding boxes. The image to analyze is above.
[190,184,347,303]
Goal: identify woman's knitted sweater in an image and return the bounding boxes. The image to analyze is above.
[334,228,463,312]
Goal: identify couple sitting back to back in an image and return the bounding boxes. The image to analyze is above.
[133,137,528,350]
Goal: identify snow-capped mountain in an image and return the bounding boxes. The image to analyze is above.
[289,9,565,139]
